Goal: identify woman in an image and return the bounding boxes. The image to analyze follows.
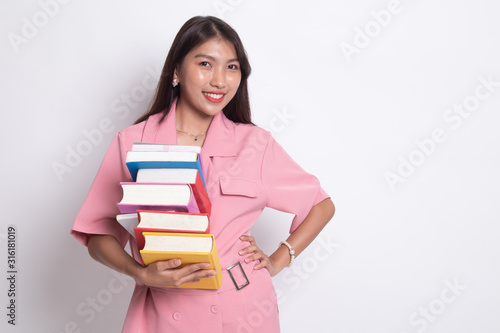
[72,16,335,332]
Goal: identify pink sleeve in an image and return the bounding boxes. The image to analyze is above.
[261,134,330,234]
[71,132,133,248]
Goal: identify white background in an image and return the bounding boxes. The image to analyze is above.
[1,0,499,332]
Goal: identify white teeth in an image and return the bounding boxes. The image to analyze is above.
[204,92,223,99]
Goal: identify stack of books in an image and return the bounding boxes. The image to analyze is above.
[116,142,222,289]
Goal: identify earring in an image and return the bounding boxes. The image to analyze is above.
[172,78,178,87]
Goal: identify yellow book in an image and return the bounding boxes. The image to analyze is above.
[140,232,222,290]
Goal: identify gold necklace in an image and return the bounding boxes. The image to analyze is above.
[176,129,207,141]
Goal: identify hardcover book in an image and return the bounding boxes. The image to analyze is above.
[126,151,206,190]
[117,175,211,215]
[134,211,210,249]
[140,232,222,290]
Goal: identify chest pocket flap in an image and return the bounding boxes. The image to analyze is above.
[219,176,258,198]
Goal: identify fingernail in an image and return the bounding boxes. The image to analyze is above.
[239,251,244,255]
[244,258,249,263]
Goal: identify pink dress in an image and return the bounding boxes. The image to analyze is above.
[71,102,329,332]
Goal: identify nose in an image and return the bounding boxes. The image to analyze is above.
[210,66,225,89]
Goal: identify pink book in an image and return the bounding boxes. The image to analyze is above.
[117,182,200,214]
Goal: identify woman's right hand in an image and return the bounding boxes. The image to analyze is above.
[87,235,215,289]
[137,259,216,288]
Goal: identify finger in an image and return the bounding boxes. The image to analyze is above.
[244,252,266,264]
[252,256,272,270]
[190,269,216,280]
[253,261,267,269]
[168,266,215,287]
[240,235,256,244]
[239,245,260,255]
[177,269,217,286]
[175,262,212,276]
[154,258,182,271]
[250,259,268,270]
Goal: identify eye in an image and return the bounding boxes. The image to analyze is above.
[200,61,211,67]
[228,64,239,70]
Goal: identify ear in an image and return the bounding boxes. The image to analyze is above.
[173,65,180,83]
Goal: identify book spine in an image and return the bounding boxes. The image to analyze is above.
[190,174,212,216]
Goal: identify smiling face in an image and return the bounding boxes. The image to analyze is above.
[174,37,242,119]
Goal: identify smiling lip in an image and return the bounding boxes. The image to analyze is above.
[203,91,225,103]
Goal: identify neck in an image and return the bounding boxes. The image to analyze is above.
[175,99,214,134]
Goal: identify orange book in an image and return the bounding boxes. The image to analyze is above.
[140,232,222,290]
[134,211,210,250]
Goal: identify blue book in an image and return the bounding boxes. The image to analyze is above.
[125,150,207,191]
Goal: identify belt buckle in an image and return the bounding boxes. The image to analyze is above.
[226,261,250,291]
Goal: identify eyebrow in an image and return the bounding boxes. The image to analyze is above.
[194,54,239,63]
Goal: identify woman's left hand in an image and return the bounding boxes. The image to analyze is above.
[239,235,280,277]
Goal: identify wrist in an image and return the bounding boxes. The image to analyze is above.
[269,245,292,275]
[279,240,295,267]
[124,261,146,283]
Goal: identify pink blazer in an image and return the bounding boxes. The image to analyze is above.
[71,102,329,332]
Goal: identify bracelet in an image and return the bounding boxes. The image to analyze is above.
[280,241,295,267]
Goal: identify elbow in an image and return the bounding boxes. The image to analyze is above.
[87,234,111,263]
[87,235,99,261]
[325,198,335,222]
[315,198,335,224]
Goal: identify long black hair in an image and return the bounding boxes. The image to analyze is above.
[134,16,252,125]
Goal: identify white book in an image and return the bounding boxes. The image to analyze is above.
[126,150,198,163]
[143,234,213,253]
[131,142,201,153]
[136,168,199,184]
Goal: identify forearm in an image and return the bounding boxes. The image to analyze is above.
[87,234,144,281]
[270,198,335,273]
[87,234,217,288]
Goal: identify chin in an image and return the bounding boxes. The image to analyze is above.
[198,107,224,118]
[203,102,230,116]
